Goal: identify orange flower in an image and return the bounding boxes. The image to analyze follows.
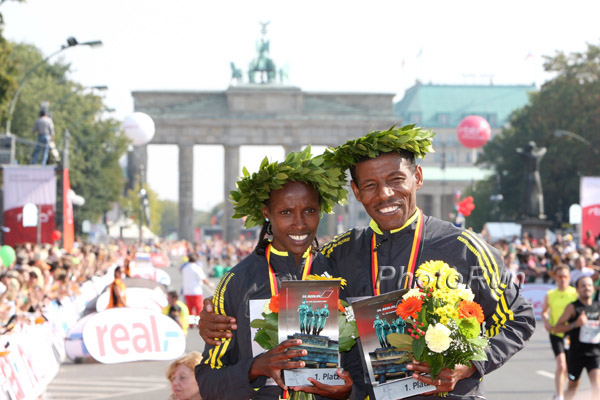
[269,294,280,313]
[338,300,345,313]
[458,300,485,324]
[396,297,423,320]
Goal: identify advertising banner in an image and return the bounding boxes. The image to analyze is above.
[2,166,56,246]
[82,308,185,364]
[581,177,600,246]
[62,168,74,252]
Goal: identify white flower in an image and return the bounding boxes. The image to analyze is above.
[425,323,452,353]
[402,288,422,300]
[345,305,355,322]
[455,284,475,302]
[262,299,272,315]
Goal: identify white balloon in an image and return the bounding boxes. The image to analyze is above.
[122,112,155,146]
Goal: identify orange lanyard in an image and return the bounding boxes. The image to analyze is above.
[266,244,313,297]
[371,208,423,294]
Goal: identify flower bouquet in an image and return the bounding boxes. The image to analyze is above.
[387,261,489,381]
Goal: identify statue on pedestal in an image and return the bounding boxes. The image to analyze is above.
[516,141,547,219]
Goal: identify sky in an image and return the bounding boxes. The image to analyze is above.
[3,0,600,211]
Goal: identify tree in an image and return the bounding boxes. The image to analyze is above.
[474,42,600,229]
[1,42,129,226]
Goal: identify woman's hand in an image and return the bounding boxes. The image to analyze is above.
[289,368,353,399]
[249,339,307,389]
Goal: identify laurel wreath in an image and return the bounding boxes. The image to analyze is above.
[324,124,436,173]
[230,146,348,228]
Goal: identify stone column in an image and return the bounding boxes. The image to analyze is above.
[223,145,240,242]
[178,141,194,242]
[126,145,148,192]
[433,194,442,220]
[283,144,303,154]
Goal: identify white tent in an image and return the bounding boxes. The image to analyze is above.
[107,218,157,241]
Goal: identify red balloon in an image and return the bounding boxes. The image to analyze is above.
[51,230,62,242]
[457,115,491,149]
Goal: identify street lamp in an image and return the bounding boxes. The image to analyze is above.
[5,36,103,135]
[54,85,108,110]
[553,129,599,154]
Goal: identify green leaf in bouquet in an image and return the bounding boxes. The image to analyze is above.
[338,315,358,352]
[413,336,425,359]
[254,328,277,350]
[387,333,413,351]
[428,353,444,378]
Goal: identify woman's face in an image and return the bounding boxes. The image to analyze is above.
[262,181,321,260]
[170,364,200,400]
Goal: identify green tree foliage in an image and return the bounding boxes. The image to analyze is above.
[158,199,178,237]
[474,42,600,228]
[2,42,129,225]
[0,27,17,119]
[121,183,163,235]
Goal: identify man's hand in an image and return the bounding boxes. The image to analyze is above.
[249,339,307,390]
[290,368,353,399]
[575,311,588,328]
[407,361,476,394]
[198,297,237,346]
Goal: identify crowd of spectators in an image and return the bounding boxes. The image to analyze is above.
[486,231,600,291]
[1,230,598,335]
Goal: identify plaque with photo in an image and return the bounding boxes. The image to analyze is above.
[279,280,343,386]
[351,290,432,399]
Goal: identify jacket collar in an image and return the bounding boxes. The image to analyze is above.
[369,207,419,235]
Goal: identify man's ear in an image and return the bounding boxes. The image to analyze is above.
[350,180,362,202]
[414,165,424,191]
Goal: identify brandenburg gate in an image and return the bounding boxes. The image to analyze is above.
[130,25,396,242]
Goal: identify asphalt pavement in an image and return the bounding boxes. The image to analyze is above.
[43,263,595,400]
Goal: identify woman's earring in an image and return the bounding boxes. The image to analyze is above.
[266,222,273,236]
[265,218,269,222]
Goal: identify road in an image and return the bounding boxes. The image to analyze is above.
[44,263,594,400]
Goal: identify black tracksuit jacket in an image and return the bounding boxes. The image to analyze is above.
[321,212,536,400]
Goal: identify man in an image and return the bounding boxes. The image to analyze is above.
[199,125,535,399]
[163,290,190,334]
[180,253,214,322]
[570,255,598,287]
[553,276,600,400]
[106,266,126,309]
[541,265,578,400]
[30,106,55,165]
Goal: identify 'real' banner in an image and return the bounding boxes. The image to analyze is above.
[3,166,56,246]
[581,177,600,246]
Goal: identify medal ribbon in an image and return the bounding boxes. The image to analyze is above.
[266,244,312,400]
[266,244,313,297]
[371,208,424,293]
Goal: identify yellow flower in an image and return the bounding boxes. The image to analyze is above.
[305,273,347,289]
[415,261,461,291]
[434,304,459,325]
[425,323,452,353]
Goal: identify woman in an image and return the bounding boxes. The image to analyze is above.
[167,352,203,400]
[195,148,352,399]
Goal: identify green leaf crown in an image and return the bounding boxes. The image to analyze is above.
[324,124,436,174]
[230,146,348,228]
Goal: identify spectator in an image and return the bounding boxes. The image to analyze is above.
[180,253,213,321]
[106,266,127,309]
[163,290,189,334]
[166,352,203,400]
[30,105,55,165]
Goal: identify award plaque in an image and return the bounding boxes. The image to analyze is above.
[279,280,343,386]
[351,290,432,399]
